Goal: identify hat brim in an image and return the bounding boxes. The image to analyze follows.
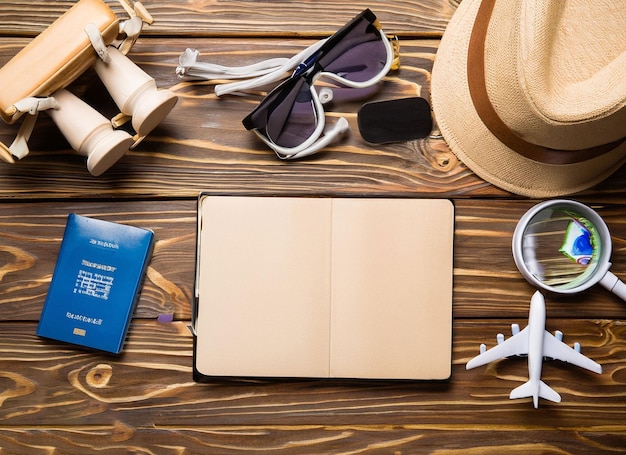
[431,0,626,197]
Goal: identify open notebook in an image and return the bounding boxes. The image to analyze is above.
[193,196,454,381]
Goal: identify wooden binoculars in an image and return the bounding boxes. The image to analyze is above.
[0,0,177,175]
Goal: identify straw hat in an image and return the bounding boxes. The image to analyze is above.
[431,0,626,197]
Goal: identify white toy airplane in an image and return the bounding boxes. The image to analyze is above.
[466,290,602,408]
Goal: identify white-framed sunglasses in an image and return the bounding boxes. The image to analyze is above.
[177,9,399,159]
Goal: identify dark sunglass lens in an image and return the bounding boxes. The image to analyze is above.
[266,79,318,148]
[321,20,387,83]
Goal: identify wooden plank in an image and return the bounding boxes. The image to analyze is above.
[0,0,457,38]
[0,200,196,321]
[0,320,622,442]
[453,200,626,320]
[2,37,626,200]
[0,426,623,454]
[0,426,624,454]
[1,199,625,323]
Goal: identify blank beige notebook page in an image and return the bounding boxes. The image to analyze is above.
[195,196,454,380]
[329,198,453,379]
[196,196,333,378]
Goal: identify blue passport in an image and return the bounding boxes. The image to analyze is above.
[37,214,154,354]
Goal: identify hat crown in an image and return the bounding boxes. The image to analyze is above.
[486,0,626,150]
[431,0,626,197]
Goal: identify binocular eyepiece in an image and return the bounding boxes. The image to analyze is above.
[47,47,177,176]
[94,46,178,146]
[47,89,134,177]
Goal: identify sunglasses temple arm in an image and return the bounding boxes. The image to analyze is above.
[176,40,326,94]
[176,48,292,80]
[214,39,328,96]
[276,117,350,160]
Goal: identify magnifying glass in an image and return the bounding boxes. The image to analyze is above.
[512,199,626,301]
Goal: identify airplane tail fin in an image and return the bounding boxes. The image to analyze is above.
[510,380,561,408]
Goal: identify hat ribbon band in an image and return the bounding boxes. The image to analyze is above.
[467,0,625,165]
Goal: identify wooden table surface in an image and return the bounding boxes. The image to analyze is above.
[1,1,625,453]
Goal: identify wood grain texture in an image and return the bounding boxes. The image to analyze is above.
[2,36,626,201]
[1,200,625,323]
[1,1,626,453]
[0,200,196,321]
[0,0,459,38]
[0,319,624,453]
[0,37,493,200]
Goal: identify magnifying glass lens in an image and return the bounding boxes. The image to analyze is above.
[520,209,601,290]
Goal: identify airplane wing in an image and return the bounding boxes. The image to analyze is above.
[542,331,602,374]
[466,326,530,370]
